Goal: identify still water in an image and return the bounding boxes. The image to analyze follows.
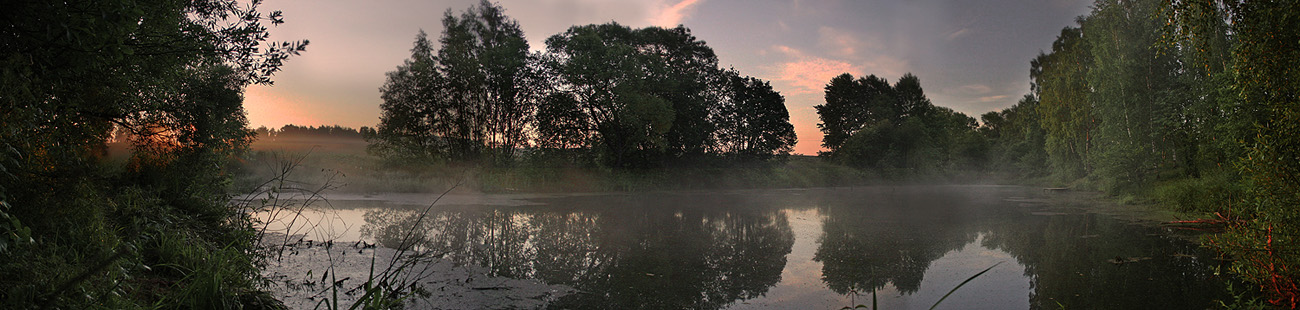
[258,185,1228,309]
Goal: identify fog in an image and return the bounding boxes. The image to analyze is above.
[239,140,1227,309]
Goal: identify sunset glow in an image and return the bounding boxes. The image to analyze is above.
[246,0,1093,155]
[244,85,325,130]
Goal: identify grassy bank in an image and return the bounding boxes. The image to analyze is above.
[1,152,282,309]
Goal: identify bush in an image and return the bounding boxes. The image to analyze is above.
[1151,173,1243,213]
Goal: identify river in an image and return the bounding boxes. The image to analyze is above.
[254,185,1228,309]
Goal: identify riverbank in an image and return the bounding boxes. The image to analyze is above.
[236,137,1034,195]
[235,137,876,194]
[236,137,1215,225]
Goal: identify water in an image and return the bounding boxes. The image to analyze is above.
[256,185,1228,309]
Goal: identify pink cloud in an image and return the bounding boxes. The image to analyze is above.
[649,0,703,27]
[958,84,993,94]
[774,56,862,94]
[773,45,805,57]
[978,95,1010,103]
[765,45,908,95]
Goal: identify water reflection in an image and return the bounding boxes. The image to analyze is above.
[800,186,1226,309]
[344,187,1228,309]
[981,210,1224,309]
[360,193,796,309]
[813,187,983,294]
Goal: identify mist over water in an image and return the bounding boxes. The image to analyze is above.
[258,185,1226,309]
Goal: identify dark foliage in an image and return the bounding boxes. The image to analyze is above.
[815,73,981,176]
[1012,0,1300,306]
[0,0,303,307]
[370,4,797,169]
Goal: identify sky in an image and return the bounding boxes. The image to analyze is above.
[245,0,1094,155]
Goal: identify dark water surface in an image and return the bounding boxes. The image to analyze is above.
[261,185,1228,309]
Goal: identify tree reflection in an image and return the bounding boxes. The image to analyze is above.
[546,208,796,309]
[812,188,980,294]
[980,210,1226,309]
[356,187,1231,309]
[358,194,795,309]
[360,208,436,250]
[810,187,1227,308]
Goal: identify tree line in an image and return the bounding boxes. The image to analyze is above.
[369,0,796,168]
[1060,1,1298,305]
[812,0,1300,304]
[253,124,375,140]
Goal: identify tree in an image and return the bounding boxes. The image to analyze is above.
[815,72,979,176]
[371,0,535,162]
[1022,2,1300,304]
[980,94,1048,177]
[893,73,932,120]
[816,74,865,152]
[1085,0,1188,192]
[371,30,444,159]
[437,0,535,161]
[535,92,592,151]
[635,26,721,159]
[1155,0,1238,178]
[815,73,896,152]
[535,23,793,167]
[1033,25,1094,182]
[1204,0,1300,305]
[711,70,796,160]
[928,106,985,171]
[0,0,304,306]
[542,23,679,167]
[373,12,794,168]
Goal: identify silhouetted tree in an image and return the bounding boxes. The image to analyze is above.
[711,70,797,160]
[542,23,679,167]
[438,0,536,161]
[371,0,535,162]
[266,124,364,139]
[635,26,722,160]
[371,30,444,159]
[816,73,896,152]
[815,73,980,175]
[372,6,796,168]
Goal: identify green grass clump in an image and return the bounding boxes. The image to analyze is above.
[1,152,283,309]
[1150,172,1243,213]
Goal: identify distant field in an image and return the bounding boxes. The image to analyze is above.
[250,136,369,155]
[240,136,475,194]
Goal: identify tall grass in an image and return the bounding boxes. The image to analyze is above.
[243,151,464,309]
[0,145,292,309]
[1149,171,1243,213]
